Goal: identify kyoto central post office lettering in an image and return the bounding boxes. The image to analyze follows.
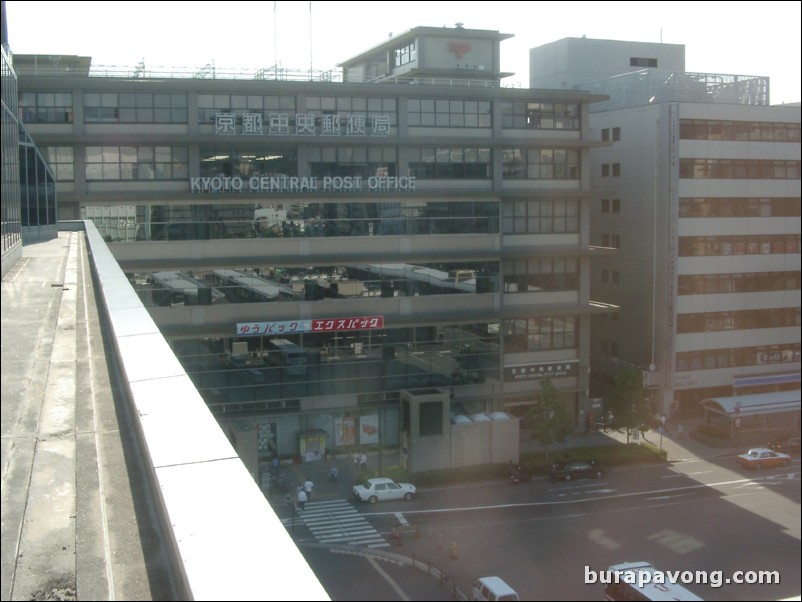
[190,175,417,193]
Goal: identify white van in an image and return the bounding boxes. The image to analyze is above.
[472,576,519,601]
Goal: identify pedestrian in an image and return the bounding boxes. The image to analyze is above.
[360,452,367,471]
[607,411,614,432]
[297,488,307,511]
[271,456,280,473]
[676,422,685,438]
[303,477,314,501]
[328,466,339,481]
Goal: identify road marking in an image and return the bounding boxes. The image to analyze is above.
[289,499,390,548]
[395,512,409,526]
[644,493,697,500]
[367,556,410,601]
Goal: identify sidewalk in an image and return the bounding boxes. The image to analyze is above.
[272,418,731,506]
[521,417,734,463]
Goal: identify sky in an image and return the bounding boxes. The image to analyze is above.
[5,0,801,104]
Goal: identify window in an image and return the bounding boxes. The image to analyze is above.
[200,147,297,178]
[601,198,610,213]
[408,98,491,128]
[630,57,658,67]
[502,316,577,352]
[503,148,580,180]
[680,158,800,180]
[501,101,580,130]
[85,92,187,123]
[394,42,416,67]
[680,119,800,142]
[42,146,74,182]
[197,93,296,126]
[612,127,621,141]
[309,146,397,179]
[19,92,73,123]
[612,163,621,177]
[409,147,491,179]
[602,164,610,178]
[502,257,578,293]
[502,200,579,234]
[601,129,610,141]
[85,146,188,180]
[612,198,621,213]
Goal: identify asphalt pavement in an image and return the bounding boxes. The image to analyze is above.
[263,419,732,601]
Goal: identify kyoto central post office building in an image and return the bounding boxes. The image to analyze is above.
[16,26,611,472]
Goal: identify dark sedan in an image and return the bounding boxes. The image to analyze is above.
[549,460,606,482]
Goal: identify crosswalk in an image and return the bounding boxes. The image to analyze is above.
[287,499,389,548]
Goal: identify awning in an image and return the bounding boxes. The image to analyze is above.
[700,390,801,418]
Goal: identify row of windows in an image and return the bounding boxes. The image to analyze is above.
[18,91,73,123]
[676,344,800,372]
[599,234,620,248]
[679,119,801,142]
[200,148,297,179]
[600,198,621,213]
[88,200,501,242]
[500,102,580,130]
[679,197,800,218]
[56,143,583,183]
[678,235,800,257]
[503,317,578,352]
[407,99,492,128]
[601,163,621,177]
[85,146,188,181]
[134,262,500,308]
[408,147,491,179]
[679,159,800,180]
[42,146,74,182]
[600,269,620,284]
[18,90,582,131]
[393,42,416,67]
[83,92,188,123]
[678,271,801,295]
[502,257,579,293]
[502,148,581,180]
[178,324,502,406]
[501,200,580,234]
[676,308,800,333]
[600,127,621,142]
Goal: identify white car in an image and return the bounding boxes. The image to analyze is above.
[736,447,791,469]
[352,477,416,504]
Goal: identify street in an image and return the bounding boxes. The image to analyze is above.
[286,458,801,601]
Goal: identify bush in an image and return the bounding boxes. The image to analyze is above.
[404,443,668,487]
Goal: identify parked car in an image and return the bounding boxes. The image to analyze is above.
[768,436,801,455]
[353,477,416,504]
[549,460,606,482]
[736,447,791,469]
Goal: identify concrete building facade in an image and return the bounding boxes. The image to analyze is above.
[14,26,613,474]
[530,37,801,421]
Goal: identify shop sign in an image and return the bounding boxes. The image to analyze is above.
[237,315,384,336]
[504,360,579,382]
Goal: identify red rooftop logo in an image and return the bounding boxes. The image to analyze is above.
[448,42,471,59]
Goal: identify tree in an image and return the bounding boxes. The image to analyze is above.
[524,377,574,457]
[606,368,652,445]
